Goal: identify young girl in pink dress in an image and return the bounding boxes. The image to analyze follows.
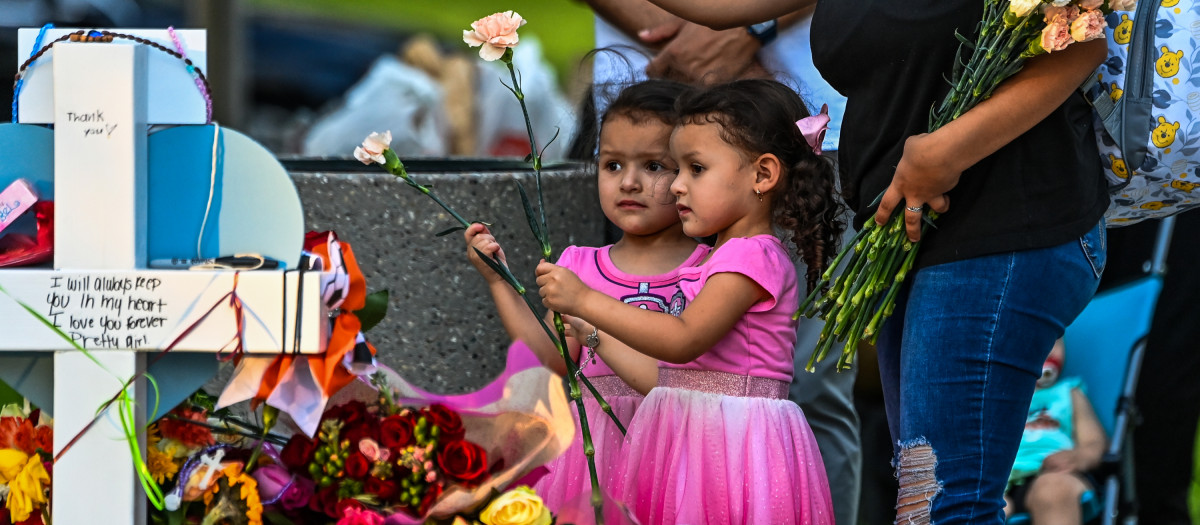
[464,79,710,513]
[536,78,841,525]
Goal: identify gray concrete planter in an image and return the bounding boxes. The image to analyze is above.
[288,159,602,393]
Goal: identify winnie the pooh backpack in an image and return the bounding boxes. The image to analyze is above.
[1085,0,1200,226]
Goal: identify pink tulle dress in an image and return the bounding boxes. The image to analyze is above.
[532,244,711,514]
[613,236,834,525]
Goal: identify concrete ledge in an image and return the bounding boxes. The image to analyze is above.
[291,163,603,393]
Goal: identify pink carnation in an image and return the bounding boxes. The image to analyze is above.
[1041,19,1075,52]
[1071,9,1108,42]
[1043,5,1080,24]
[463,11,526,61]
[353,131,391,165]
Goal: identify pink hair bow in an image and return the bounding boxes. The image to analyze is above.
[796,103,830,156]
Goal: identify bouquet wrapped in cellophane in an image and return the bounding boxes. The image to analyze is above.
[800,0,1135,370]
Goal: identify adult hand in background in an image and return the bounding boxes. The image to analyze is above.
[640,21,771,83]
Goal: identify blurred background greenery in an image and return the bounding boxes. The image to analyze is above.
[249,0,596,82]
[2,0,598,154]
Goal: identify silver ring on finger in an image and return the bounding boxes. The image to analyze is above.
[905,205,923,213]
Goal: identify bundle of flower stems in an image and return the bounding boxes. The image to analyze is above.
[798,0,1114,370]
[797,210,934,371]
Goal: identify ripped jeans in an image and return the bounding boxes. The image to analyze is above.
[877,220,1106,524]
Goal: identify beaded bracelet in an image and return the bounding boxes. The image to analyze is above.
[12,29,213,123]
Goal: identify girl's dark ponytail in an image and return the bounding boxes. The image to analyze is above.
[777,155,842,292]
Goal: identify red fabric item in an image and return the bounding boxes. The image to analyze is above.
[0,201,53,267]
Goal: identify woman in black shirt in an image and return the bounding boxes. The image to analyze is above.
[644,1,1109,523]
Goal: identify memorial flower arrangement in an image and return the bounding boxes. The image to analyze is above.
[0,404,52,525]
[275,398,492,521]
[146,357,571,525]
[146,405,217,486]
[800,0,1135,370]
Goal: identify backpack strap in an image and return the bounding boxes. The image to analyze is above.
[1079,0,1162,178]
[1079,68,1133,192]
[1081,69,1120,143]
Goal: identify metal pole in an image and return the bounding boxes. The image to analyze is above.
[1148,215,1176,276]
[185,0,247,128]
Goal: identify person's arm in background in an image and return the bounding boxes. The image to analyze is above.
[587,0,805,84]
[638,10,811,83]
[641,0,812,29]
[875,38,1108,241]
[583,0,681,46]
[1040,387,1107,473]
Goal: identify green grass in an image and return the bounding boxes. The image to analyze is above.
[0,380,23,406]
[249,0,596,82]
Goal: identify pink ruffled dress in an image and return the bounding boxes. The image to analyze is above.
[532,244,711,514]
[613,236,834,525]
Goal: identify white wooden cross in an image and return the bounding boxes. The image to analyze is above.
[0,29,328,523]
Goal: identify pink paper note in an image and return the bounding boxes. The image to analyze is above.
[0,179,37,235]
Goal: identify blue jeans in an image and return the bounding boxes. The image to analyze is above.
[877,220,1106,524]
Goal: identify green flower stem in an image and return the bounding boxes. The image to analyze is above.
[502,49,605,523]
[384,151,472,228]
[516,292,627,436]
[383,150,623,444]
[502,50,544,183]
[860,235,901,305]
[242,405,278,473]
[941,9,1036,127]
[806,311,840,372]
[834,251,869,309]
[796,225,870,318]
[838,307,873,370]
[935,4,1007,123]
[553,315,604,514]
[499,50,610,523]
[838,252,874,316]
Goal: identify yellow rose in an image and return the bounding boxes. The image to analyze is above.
[4,452,50,522]
[0,448,30,483]
[479,486,552,525]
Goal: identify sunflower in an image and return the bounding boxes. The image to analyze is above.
[202,464,264,525]
[147,446,179,484]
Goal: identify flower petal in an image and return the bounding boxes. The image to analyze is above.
[463,30,485,47]
[354,147,375,165]
[489,33,520,47]
[479,43,506,62]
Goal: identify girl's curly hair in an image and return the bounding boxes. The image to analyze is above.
[674,79,845,292]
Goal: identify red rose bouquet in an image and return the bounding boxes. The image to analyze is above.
[279,399,493,521]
